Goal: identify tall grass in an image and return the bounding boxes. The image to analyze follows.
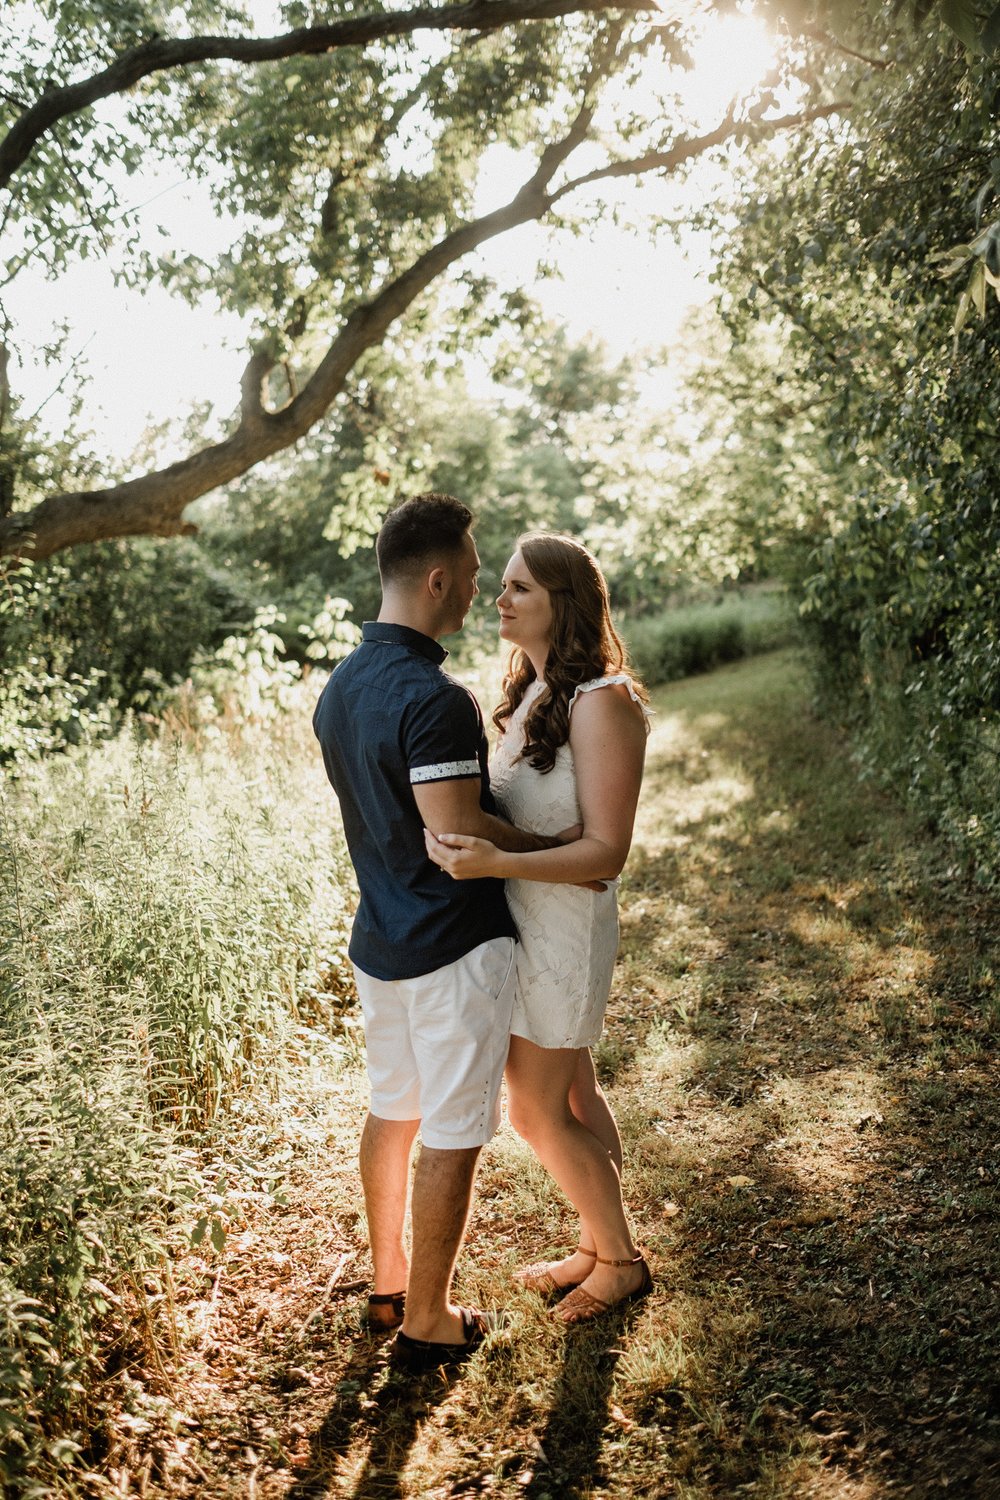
[623,589,797,688]
[0,688,354,1493]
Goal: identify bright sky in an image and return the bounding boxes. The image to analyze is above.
[6,10,777,461]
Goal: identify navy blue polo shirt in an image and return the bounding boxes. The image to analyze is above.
[312,621,517,981]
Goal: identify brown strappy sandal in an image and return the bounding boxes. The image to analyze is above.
[515,1244,597,1296]
[366,1290,406,1333]
[555,1251,653,1324]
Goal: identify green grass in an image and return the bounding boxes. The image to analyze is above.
[4,649,1000,1497]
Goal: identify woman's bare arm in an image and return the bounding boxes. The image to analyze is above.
[425,683,646,883]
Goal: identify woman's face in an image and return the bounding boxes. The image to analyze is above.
[497,550,553,655]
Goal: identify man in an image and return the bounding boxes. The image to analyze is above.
[313,492,563,1375]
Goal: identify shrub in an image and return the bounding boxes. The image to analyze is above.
[799,488,1000,887]
[623,589,798,688]
[0,542,256,763]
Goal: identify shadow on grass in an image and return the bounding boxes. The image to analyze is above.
[599,652,1000,1495]
[285,1337,453,1499]
[521,1312,640,1498]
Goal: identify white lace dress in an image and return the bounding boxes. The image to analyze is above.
[491,675,650,1049]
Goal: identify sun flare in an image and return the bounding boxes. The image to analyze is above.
[683,12,779,126]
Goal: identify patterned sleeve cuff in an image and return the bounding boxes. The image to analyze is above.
[409,760,481,783]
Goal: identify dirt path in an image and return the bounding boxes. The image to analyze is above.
[115,650,1000,1500]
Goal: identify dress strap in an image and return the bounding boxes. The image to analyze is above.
[567,674,653,732]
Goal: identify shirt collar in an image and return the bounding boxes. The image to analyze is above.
[362,621,448,664]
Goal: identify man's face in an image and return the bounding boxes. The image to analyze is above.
[441,530,481,634]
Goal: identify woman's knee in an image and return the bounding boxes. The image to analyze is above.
[506,1041,578,1142]
[506,1087,545,1143]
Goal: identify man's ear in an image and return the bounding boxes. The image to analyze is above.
[427,565,446,598]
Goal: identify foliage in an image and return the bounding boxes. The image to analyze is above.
[0,701,354,1492]
[703,15,1000,883]
[622,305,867,591]
[202,323,666,645]
[0,0,856,558]
[624,588,798,687]
[0,540,257,763]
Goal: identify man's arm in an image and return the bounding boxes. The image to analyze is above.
[423,685,645,885]
[412,777,568,853]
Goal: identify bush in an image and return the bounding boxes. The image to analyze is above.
[800,488,1000,887]
[0,541,256,763]
[623,589,798,688]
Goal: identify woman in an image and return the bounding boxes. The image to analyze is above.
[424,532,652,1323]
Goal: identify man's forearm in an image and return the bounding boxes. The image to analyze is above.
[478,812,562,854]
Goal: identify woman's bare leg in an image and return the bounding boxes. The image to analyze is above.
[567,1048,624,1253]
[506,1036,644,1308]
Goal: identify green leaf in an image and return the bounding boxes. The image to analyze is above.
[210,1217,227,1253]
[982,3,1000,49]
[940,0,983,49]
[971,220,1000,273]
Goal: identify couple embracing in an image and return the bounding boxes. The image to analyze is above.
[313,492,652,1376]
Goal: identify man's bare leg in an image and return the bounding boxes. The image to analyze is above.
[359,1113,419,1294]
[400,1144,480,1344]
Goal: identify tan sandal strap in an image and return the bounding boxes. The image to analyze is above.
[575,1245,598,1258]
[595,1251,644,1267]
[559,1286,609,1318]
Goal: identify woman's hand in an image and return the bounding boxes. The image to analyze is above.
[424,828,503,880]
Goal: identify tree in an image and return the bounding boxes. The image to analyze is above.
[200,315,666,630]
[0,0,855,561]
[704,10,1000,879]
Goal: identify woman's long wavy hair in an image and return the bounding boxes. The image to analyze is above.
[492,532,648,774]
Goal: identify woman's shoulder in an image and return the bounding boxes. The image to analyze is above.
[568,674,652,727]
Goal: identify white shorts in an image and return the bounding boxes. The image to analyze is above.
[353,937,516,1150]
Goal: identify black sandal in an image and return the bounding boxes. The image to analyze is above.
[366,1290,406,1333]
[391,1307,490,1374]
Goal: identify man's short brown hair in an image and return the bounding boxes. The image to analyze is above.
[376,493,474,584]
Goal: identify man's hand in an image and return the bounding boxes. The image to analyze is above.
[556,822,583,844]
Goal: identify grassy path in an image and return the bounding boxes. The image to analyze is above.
[129,650,1000,1500]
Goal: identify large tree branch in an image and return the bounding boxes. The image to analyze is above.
[548,102,851,202]
[0,97,850,561]
[0,0,653,192]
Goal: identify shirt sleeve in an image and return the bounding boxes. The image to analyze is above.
[403,683,484,785]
